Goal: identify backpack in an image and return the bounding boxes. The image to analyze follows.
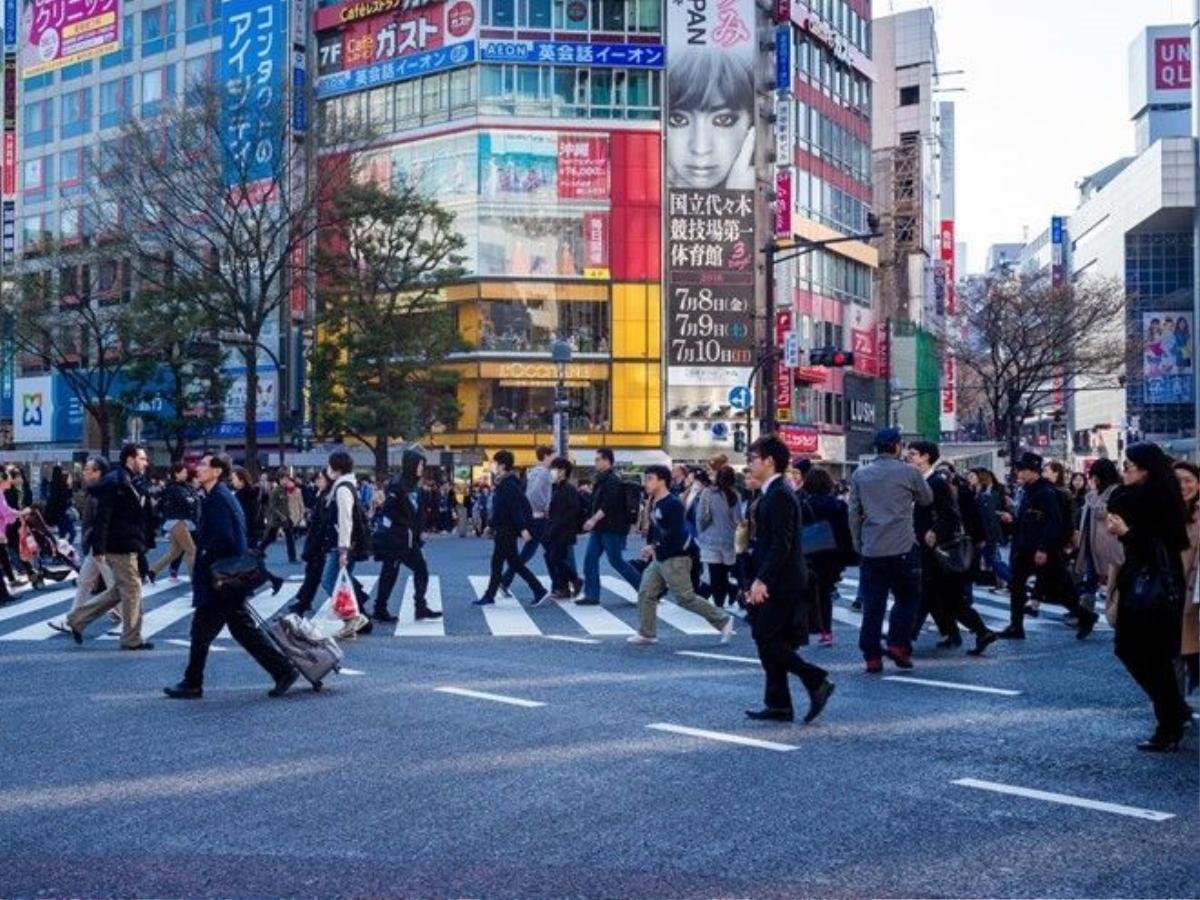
[335,482,371,562]
[621,479,643,529]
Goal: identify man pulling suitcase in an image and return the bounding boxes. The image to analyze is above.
[164,453,299,700]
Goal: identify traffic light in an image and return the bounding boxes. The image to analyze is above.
[733,426,747,453]
[808,347,855,367]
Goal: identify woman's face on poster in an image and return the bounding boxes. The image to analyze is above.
[666,106,752,190]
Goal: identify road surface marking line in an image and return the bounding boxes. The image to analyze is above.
[468,576,542,636]
[218,582,302,640]
[435,686,545,708]
[601,576,713,634]
[0,580,183,639]
[554,596,636,636]
[951,778,1174,822]
[164,638,227,651]
[543,634,601,644]
[100,594,196,640]
[647,723,798,752]
[395,576,445,637]
[884,676,1021,696]
[676,650,759,664]
[339,667,365,675]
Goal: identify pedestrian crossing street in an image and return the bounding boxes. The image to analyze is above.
[0,569,1109,645]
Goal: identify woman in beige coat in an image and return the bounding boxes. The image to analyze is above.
[1074,459,1124,613]
[1173,460,1199,697]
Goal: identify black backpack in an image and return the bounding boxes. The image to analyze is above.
[335,482,372,562]
[621,479,643,529]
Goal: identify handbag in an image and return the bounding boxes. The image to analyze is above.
[210,550,269,596]
[933,533,974,574]
[801,520,837,556]
[1124,542,1182,615]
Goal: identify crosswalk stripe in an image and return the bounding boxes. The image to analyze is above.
[100,592,196,640]
[553,595,636,636]
[0,579,181,640]
[600,575,714,635]
[395,576,446,637]
[468,576,541,636]
[218,582,302,640]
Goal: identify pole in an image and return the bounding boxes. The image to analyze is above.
[1192,0,1199,459]
[761,244,777,437]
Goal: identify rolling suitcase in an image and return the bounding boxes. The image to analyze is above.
[251,607,343,692]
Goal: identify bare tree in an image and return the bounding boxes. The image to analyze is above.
[947,273,1128,461]
[310,179,466,480]
[92,78,367,472]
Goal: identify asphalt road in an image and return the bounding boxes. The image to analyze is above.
[0,534,1196,899]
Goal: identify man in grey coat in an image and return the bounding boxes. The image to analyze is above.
[500,445,554,596]
[848,428,933,672]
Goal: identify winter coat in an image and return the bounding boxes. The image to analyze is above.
[158,481,199,525]
[1182,503,1199,657]
[1074,485,1124,582]
[91,466,151,555]
[235,484,264,546]
[696,487,741,565]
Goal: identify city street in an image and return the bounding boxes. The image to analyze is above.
[0,536,1196,898]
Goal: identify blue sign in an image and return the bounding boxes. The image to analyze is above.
[292,65,307,134]
[729,385,752,411]
[1051,215,1064,244]
[220,0,287,187]
[775,26,791,91]
[4,0,15,49]
[314,41,476,100]
[478,39,665,69]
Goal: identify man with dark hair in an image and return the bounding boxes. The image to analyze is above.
[579,447,642,605]
[743,435,835,724]
[66,444,154,650]
[545,457,583,598]
[500,445,554,596]
[848,428,933,673]
[319,449,371,635]
[627,465,734,645]
[905,440,997,656]
[475,450,548,606]
[165,453,298,699]
[48,457,111,635]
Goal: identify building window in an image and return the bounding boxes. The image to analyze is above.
[100,76,131,128]
[23,157,46,197]
[484,0,515,27]
[60,148,83,195]
[101,15,136,68]
[141,3,177,56]
[141,65,175,116]
[474,297,610,354]
[22,213,48,249]
[60,208,84,245]
[185,0,218,42]
[61,87,92,139]
[478,380,610,432]
[23,100,54,148]
[899,84,919,106]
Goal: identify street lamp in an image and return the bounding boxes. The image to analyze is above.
[551,338,572,459]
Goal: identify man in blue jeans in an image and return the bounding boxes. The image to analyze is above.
[578,448,642,605]
[847,428,933,673]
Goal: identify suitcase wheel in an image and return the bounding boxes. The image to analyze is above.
[312,680,323,692]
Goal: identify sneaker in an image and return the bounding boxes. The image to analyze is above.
[531,593,554,608]
[626,633,658,645]
[718,617,735,645]
[864,658,883,674]
[575,597,600,606]
[550,589,573,600]
[883,645,914,670]
[106,609,122,624]
[414,607,443,621]
[818,632,834,647]
[47,619,68,634]
[1076,609,1098,640]
[569,578,584,598]
[472,597,495,606]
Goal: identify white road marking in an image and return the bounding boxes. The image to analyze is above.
[339,667,365,675]
[219,581,302,640]
[164,638,227,652]
[100,593,197,640]
[601,576,714,635]
[468,576,541,636]
[951,778,1175,822]
[435,686,545,708]
[676,650,759,664]
[395,576,445,637]
[0,580,183,640]
[646,723,798,752]
[884,676,1022,697]
[554,595,636,636]
[543,634,601,645]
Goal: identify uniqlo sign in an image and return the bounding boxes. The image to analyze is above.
[1154,36,1191,90]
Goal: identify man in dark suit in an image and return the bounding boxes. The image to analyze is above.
[474,450,548,607]
[744,435,835,725]
[164,453,297,700]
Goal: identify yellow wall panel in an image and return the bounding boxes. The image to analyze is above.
[457,380,479,429]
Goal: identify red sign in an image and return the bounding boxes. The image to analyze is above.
[582,212,609,271]
[2,132,15,197]
[774,169,791,238]
[877,321,890,379]
[851,327,876,376]
[557,135,609,200]
[941,355,955,415]
[315,0,474,33]
[775,309,793,419]
[939,219,955,315]
[324,0,474,76]
[779,424,819,456]
[1154,36,1191,90]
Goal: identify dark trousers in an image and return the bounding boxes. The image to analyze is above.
[183,599,293,688]
[501,518,546,589]
[1117,640,1190,730]
[484,531,545,601]
[545,539,578,591]
[294,554,324,612]
[261,523,297,562]
[915,549,989,641]
[707,562,735,607]
[757,636,828,711]
[858,548,921,660]
[811,568,838,634]
[376,548,430,614]
[1008,551,1087,631]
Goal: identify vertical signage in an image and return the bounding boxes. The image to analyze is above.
[939,219,955,315]
[775,25,791,91]
[775,309,793,421]
[2,200,13,265]
[665,0,757,390]
[2,51,13,199]
[774,168,792,238]
[221,0,287,190]
[3,0,14,49]
[774,94,792,165]
[1050,215,1066,406]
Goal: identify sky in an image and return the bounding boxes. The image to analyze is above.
[887,0,1194,273]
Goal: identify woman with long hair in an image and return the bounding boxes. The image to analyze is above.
[799,467,855,646]
[970,468,1011,592]
[1173,460,1199,697]
[696,465,742,608]
[1106,443,1191,751]
[1074,459,1123,616]
[150,463,198,579]
[230,466,264,547]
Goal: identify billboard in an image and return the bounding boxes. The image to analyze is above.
[665,0,757,393]
[478,39,662,68]
[13,373,84,443]
[313,0,476,100]
[213,366,278,438]
[221,0,287,189]
[18,0,120,76]
[1153,36,1191,91]
[1142,311,1194,405]
[1130,26,1192,114]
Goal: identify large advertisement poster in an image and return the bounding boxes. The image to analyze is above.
[313,0,476,100]
[221,0,287,189]
[19,0,120,76]
[1142,311,1194,405]
[666,0,757,388]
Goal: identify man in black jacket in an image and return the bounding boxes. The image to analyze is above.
[906,441,996,656]
[744,435,835,725]
[372,448,441,622]
[998,452,1098,640]
[66,444,154,650]
[545,457,583,598]
[579,448,642,605]
[474,450,548,606]
[164,453,297,699]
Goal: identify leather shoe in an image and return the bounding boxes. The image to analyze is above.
[121,641,154,651]
[69,623,84,645]
[575,597,600,606]
[270,576,285,595]
[804,681,835,724]
[1076,610,1098,640]
[967,631,998,657]
[997,625,1026,640]
[414,607,443,621]
[372,609,399,623]
[745,707,794,722]
[269,669,300,698]
[163,682,202,700]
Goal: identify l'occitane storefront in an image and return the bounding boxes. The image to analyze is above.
[430,280,663,466]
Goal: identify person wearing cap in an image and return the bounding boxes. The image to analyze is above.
[998,451,1098,640]
[847,428,933,672]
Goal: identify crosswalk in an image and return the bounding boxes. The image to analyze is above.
[0,568,1111,645]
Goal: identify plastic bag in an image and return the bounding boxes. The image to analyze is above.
[331,566,359,620]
